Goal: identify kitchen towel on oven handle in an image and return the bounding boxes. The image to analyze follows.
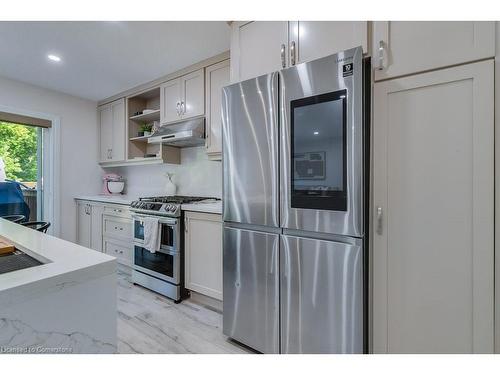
[142,217,160,253]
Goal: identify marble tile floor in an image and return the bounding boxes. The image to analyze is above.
[116,267,254,354]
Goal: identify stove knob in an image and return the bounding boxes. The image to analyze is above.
[170,206,176,212]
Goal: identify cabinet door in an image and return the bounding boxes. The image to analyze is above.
[372,60,494,353]
[181,69,204,119]
[185,212,223,300]
[76,201,91,248]
[160,78,182,124]
[290,21,367,65]
[90,204,104,252]
[230,21,288,82]
[111,99,126,162]
[205,60,230,159]
[373,21,495,80]
[98,105,113,162]
[103,237,133,267]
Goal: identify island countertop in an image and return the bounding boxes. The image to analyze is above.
[0,218,116,305]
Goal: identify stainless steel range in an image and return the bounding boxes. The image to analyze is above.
[130,195,219,302]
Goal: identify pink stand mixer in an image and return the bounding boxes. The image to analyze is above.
[102,174,125,195]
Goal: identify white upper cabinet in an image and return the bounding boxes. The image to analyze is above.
[231,21,288,82]
[160,78,182,124]
[181,69,205,119]
[160,69,205,125]
[205,59,230,160]
[230,21,368,83]
[111,99,126,162]
[99,105,113,162]
[289,21,367,65]
[98,98,126,163]
[373,21,495,80]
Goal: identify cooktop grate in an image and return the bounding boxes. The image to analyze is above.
[138,196,220,204]
[0,251,43,275]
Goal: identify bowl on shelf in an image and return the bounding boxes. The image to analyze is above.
[107,181,125,194]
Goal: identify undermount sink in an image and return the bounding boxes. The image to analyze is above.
[0,249,43,275]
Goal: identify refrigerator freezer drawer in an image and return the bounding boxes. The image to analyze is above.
[281,234,363,353]
[223,226,279,353]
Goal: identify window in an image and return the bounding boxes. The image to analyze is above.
[0,121,45,221]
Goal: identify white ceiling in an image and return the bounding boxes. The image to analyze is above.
[0,21,231,101]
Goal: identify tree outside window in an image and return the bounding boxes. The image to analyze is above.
[0,121,38,185]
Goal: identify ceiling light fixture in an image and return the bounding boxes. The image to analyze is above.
[47,54,61,62]
[313,131,319,135]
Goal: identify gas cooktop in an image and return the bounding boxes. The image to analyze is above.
[130,195,219,217]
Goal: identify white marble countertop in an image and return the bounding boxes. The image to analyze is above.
[0,218,116,305]
[181,200,222,214]
[74,195,137,205]
[75,194,222,214]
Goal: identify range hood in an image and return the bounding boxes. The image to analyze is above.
[148,118,205,148]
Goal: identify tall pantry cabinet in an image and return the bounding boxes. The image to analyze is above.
[371,21,495,353]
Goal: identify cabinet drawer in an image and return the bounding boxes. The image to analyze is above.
[103,215,132,240]
[103,237,133,266]
[103,204,131,218]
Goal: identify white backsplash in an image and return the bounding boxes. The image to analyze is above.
[106,147,222,198]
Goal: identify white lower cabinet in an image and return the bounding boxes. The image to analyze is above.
[76,200,133,266]
[76,200,103,252]
[372,60,494,353]
[103,237,133,267]
[184,211,223,300]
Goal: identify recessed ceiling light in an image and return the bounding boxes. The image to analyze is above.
[47,54,61,62]
[313,131,319,135]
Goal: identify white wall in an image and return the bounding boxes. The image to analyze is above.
[108,147,222,198]
[0,75,101,242]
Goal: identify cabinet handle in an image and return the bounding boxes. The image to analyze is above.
[280,44,286,68]
[377,40,385,71]
[185,217,188,233]
[290,41,296,66]
[376,206,383,235]
[176,102,181,116]
[180,101,186,115]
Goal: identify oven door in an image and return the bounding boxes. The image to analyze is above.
[132,214,178,251]
[280,47,364,237]
[133,245,180,285]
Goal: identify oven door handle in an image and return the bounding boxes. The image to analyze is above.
[133,241,179,256]
[132,214,178,226]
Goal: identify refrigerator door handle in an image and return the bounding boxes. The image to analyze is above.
[376,206,383,235]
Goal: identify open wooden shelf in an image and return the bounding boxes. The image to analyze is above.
[129,109,160,123]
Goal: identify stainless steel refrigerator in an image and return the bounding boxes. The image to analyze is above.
[222,47,369,354]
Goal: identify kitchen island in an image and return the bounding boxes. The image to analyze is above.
[0,218,117,354]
